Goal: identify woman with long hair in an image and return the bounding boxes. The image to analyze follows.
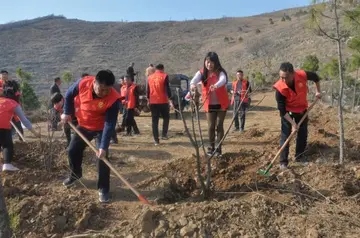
[190,52,229,156]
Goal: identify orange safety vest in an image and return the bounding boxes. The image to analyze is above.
[200,68,229,112]
[273,70,308,113]
[76,76,120,131]
[126,84,136,109]
[148,70,168,104]
[231,79,249,105]
[120,84,127,105]
[0,97,19,129]
[0,80,3,95]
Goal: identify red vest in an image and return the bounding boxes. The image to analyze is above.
[231,79,249,104]
[0,97,19,129]
[148,70,168,104]
[0,80,3,95]
[126,84,136,109]
[273,70,308,113]
[120,84,127,105]
[200,69,229,112]
[76,76,120,131]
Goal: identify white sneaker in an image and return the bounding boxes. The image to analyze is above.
[2,164,20,171]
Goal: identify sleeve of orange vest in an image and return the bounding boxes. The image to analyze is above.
[275,91,287,117]
[164,76,172,98]
[100,101,120,150]
[64,79,81,116]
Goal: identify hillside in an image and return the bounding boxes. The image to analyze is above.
[0,6,343,94]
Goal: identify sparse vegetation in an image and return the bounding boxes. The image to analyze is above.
[62,71,73,84]
[16,68,40,111]
[255,29,261,34]
[269,18,274,24]
[301,55,320,72]
[238,36,244,43]
[294,9,309,17]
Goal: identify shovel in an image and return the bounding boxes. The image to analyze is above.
[67,122,151,205]
[257,99,318,176]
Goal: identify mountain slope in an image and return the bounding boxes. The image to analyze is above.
[0,7,342,93]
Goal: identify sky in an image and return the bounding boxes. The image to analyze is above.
[0,0,311,24]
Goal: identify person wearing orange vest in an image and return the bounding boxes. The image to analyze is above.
[273,62,321,169]
[0,88,40,171]
[61,70,120,203]
[147,64,173,145]
[231,70,252,132]
[123,75,140,135]
[118,76,128,132]
[190,52,229,157]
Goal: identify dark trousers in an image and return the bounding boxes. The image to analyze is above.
[0,129,14,164]
[67,126,110,193]
[126,109,140,135]
[233,100,248,130]
[150,103,170,143]
[64,118,78,147]
[280,114,308,165]
[121,106,127,129]
[11,120,24,141]
[206,105,227,152]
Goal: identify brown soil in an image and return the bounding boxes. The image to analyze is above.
[2,92,360,237]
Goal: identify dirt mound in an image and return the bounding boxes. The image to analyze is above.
[243,128,265,138]
[2,141,108,237]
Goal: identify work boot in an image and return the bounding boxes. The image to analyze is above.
[295,156,309,165]
[214,147,222,157]
[99,191,110,203]
[154,140,160,146]
[239,128,244,133]
[233,127,239,132]
[2,163,20,172]
[280,164,288,170]
[206,147,215,157]
[161,135,169,140]
[63,176,80,188]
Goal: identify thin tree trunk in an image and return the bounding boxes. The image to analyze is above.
[334,0,345,164]
[352,69,358,113]
[331,80,334,107]
[0,175,12,238]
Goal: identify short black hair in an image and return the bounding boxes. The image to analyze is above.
[1,70,8,74]
[3,87,16,101]
[51,92,63,104]
[95,70,115,86]
[119,75,124,80]
[149,64,154,67]
[54,77,61,83]
[81,73,89,77]
[279,62,294,73]
[237,69,243,73]
[155,64,164,70]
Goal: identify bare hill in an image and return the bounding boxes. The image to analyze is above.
[0,7,343,94]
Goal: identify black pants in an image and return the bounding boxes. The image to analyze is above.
[206,104,227,152]
[11,120,24,141]
[233,100,248,130]
[150,103,170,143]
[64,118,78,147]
[280,113,308,165]
[67,126,110,193]
[0,129,14,164]
[126,109,140,135]
[121,106,127,130]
